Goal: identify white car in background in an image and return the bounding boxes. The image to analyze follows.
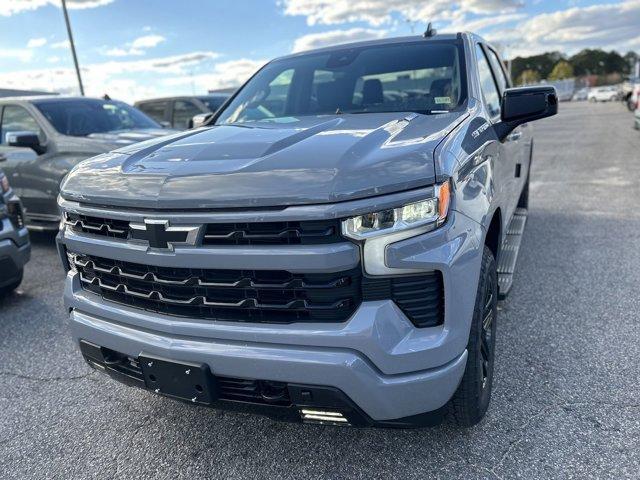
[572,88,588,101]
[588,86,619,102]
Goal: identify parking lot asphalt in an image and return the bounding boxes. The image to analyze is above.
[1,101,639,479]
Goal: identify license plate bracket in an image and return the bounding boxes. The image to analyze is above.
[139,354,217,405]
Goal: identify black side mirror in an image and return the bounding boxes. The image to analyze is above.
[7,131,45,154]
[495,86,558,141]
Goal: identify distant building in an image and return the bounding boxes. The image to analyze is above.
[0,88,57,98]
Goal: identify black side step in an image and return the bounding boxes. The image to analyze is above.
[497,208,527,299]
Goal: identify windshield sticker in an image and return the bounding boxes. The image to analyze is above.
[434,97,451,104]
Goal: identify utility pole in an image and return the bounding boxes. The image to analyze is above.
[61,0,84,96]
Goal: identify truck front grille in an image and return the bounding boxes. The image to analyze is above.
[65,213,129,239]
[70,253,360,324]
[65,213,343,245]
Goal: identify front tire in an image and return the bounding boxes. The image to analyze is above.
[449,246,498,427]
[0,269,24,296]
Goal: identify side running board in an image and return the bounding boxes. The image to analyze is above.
[497,208,528,299]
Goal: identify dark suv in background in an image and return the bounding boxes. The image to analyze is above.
[0,97,175,230]
[0,168,29,295]
[135,94,231,130]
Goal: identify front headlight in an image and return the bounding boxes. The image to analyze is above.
[342,181,451,240]
[342,181,451,276]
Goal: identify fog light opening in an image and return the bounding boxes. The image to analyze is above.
[299,409,350,425]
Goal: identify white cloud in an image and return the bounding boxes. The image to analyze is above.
[104,47,132,57]
[282,0,521,26]
[487,0,640,57]
[104,34,166,57]
[0,48,34,62]
[131,34,165,49]
[0,0,113,16]
[27,37,47,48]
[160,58,266,92]
[50,40,71,49]
[443,12,526,33]
[0,51,222,103]
[292,28,387,53]
[47,56,61,63]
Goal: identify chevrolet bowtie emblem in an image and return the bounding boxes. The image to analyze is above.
[129,219,201,250]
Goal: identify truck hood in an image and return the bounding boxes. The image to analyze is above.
[60,112,466,209]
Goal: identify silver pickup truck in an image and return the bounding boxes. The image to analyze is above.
[56,32,557,428]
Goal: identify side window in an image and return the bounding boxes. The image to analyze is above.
[475,45,501,119]
[172,100,202,129]
[485,48,510,93]
[0,105,43,144]
[138,102,167,123]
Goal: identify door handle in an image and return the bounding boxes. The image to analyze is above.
[507,131,522,141]
[0,154,6,162]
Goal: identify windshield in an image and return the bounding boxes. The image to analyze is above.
[35,99,160,136]
[198,96,228,112]
[215,41,465,125]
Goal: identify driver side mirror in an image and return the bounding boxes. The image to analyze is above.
[494,86,558,141]
[7,131,46,155]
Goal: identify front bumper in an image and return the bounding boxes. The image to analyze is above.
[58,196,484,422]
[0,217,30,287]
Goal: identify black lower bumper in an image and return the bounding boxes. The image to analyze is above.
[79,340,446,428]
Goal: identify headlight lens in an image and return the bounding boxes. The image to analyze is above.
[342,182,451,240]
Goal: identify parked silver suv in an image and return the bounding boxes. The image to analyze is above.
[57,33,557,427]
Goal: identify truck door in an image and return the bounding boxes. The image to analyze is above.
[475,44,520,224]
[0,104,56,225]
[484,46,532,209]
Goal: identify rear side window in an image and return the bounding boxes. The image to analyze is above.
[172,100,202,129]
[475,45,501,119]
[0,105,43,144]
[138,102,167,123]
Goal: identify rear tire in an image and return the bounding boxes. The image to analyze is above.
[0,269,23,297]
[448,246,498,427]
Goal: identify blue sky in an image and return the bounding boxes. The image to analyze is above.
[1,0,637,102]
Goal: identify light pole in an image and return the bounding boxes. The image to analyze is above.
[61,0,84,96]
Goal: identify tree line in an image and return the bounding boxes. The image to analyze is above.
[511,49,639,85]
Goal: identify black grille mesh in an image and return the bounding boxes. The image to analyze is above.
[72,253,360,324]
[70,254,444,327]
[65,213,343,245]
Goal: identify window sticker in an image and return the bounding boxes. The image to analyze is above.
[434,97,451,104]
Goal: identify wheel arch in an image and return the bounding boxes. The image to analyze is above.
[484,208,502,261]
